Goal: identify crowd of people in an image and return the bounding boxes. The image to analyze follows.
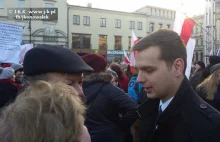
[1,29,220,142]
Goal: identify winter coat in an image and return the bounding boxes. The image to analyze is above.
[196,86,220,111]
[190,71,204,90]
[137,77,220,142]
[0,79,20,109]
[128,76,147,105]
[82,73,138,142]
[119,76,129,93]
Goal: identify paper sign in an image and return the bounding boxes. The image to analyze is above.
[0,22,24,64]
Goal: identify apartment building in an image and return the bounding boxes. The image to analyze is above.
[68,5,175,61]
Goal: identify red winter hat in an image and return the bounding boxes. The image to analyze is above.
[1,63,12,68]
[82,54,107,73]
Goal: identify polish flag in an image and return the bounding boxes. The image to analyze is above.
[173,11,196,79]
[124,50,130,64]
[130,30,139,72]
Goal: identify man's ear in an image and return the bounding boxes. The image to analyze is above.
[172,58,185,77]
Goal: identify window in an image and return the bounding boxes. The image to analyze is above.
[115,19,121,28]
[196,26,198,33]
[159,10,161,16]
[44,23,56,42]
[150,8,152,15]
[129,21,135,29]
[99,35,107,49]
[159,23,163,28]
[137,22,142,30]
[72,34,91,49]
[73,15,80,25]
[45,3,54,8]
[201,38,203,45]
[44,24,55,36]
[83,16,90,26]
[196,39,198,45]
[167,24,170,29]
[149,23,154,32]
[18,0,25,8]
[100,18,106,27]
[115,36,122,50]
[0,0,4,8]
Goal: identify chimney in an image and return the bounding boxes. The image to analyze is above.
[87,3,92,8]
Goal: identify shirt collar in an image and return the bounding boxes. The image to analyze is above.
[159,97,174,112]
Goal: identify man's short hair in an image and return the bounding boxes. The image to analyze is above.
[132,29,187,72]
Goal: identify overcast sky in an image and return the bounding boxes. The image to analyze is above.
[67,0,206,17]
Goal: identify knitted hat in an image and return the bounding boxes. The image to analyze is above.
[210,63,220,74]
[11,63,23,72]
[82,54,107,73]
[0,67,14,79]
[23,44,93,75]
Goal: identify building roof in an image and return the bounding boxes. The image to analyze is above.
[67,4,147,16]
[134,5,176,13]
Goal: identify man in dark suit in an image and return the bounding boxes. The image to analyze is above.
[132,29,220,142]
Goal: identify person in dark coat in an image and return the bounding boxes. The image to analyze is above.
[0,67,20,109]
[132,29,220,142]
[82,54,138,142]
[202,55,220,79]
[189,61,205,90]
[196,63,220,111]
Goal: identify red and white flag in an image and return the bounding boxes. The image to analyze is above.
[130,30,139,72]
[123,50,130,64]
[173,11,195,79]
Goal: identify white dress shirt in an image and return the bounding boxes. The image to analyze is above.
[159,97,174,112]
[156,97,174,129]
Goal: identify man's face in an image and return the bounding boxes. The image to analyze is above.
[46,72,84,98]
[135,46,180,101]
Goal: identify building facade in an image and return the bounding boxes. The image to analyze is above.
[68,5,175,61]
[0,1,207,62]
[191,15,204,63]
[135,5,175,33]
[0,0,68,47]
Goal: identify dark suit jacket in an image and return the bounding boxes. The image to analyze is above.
[137,77,220,142]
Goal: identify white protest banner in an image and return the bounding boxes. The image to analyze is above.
[0,22,24,64]
[20,44,33,63]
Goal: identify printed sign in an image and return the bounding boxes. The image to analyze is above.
[0,22,24,63]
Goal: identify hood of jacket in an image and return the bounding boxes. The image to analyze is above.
[83,73,113,104]
[83,72,112,83]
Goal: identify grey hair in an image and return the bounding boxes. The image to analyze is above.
[23,74,49,88]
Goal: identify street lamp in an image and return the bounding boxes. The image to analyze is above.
[28,8,32,43]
